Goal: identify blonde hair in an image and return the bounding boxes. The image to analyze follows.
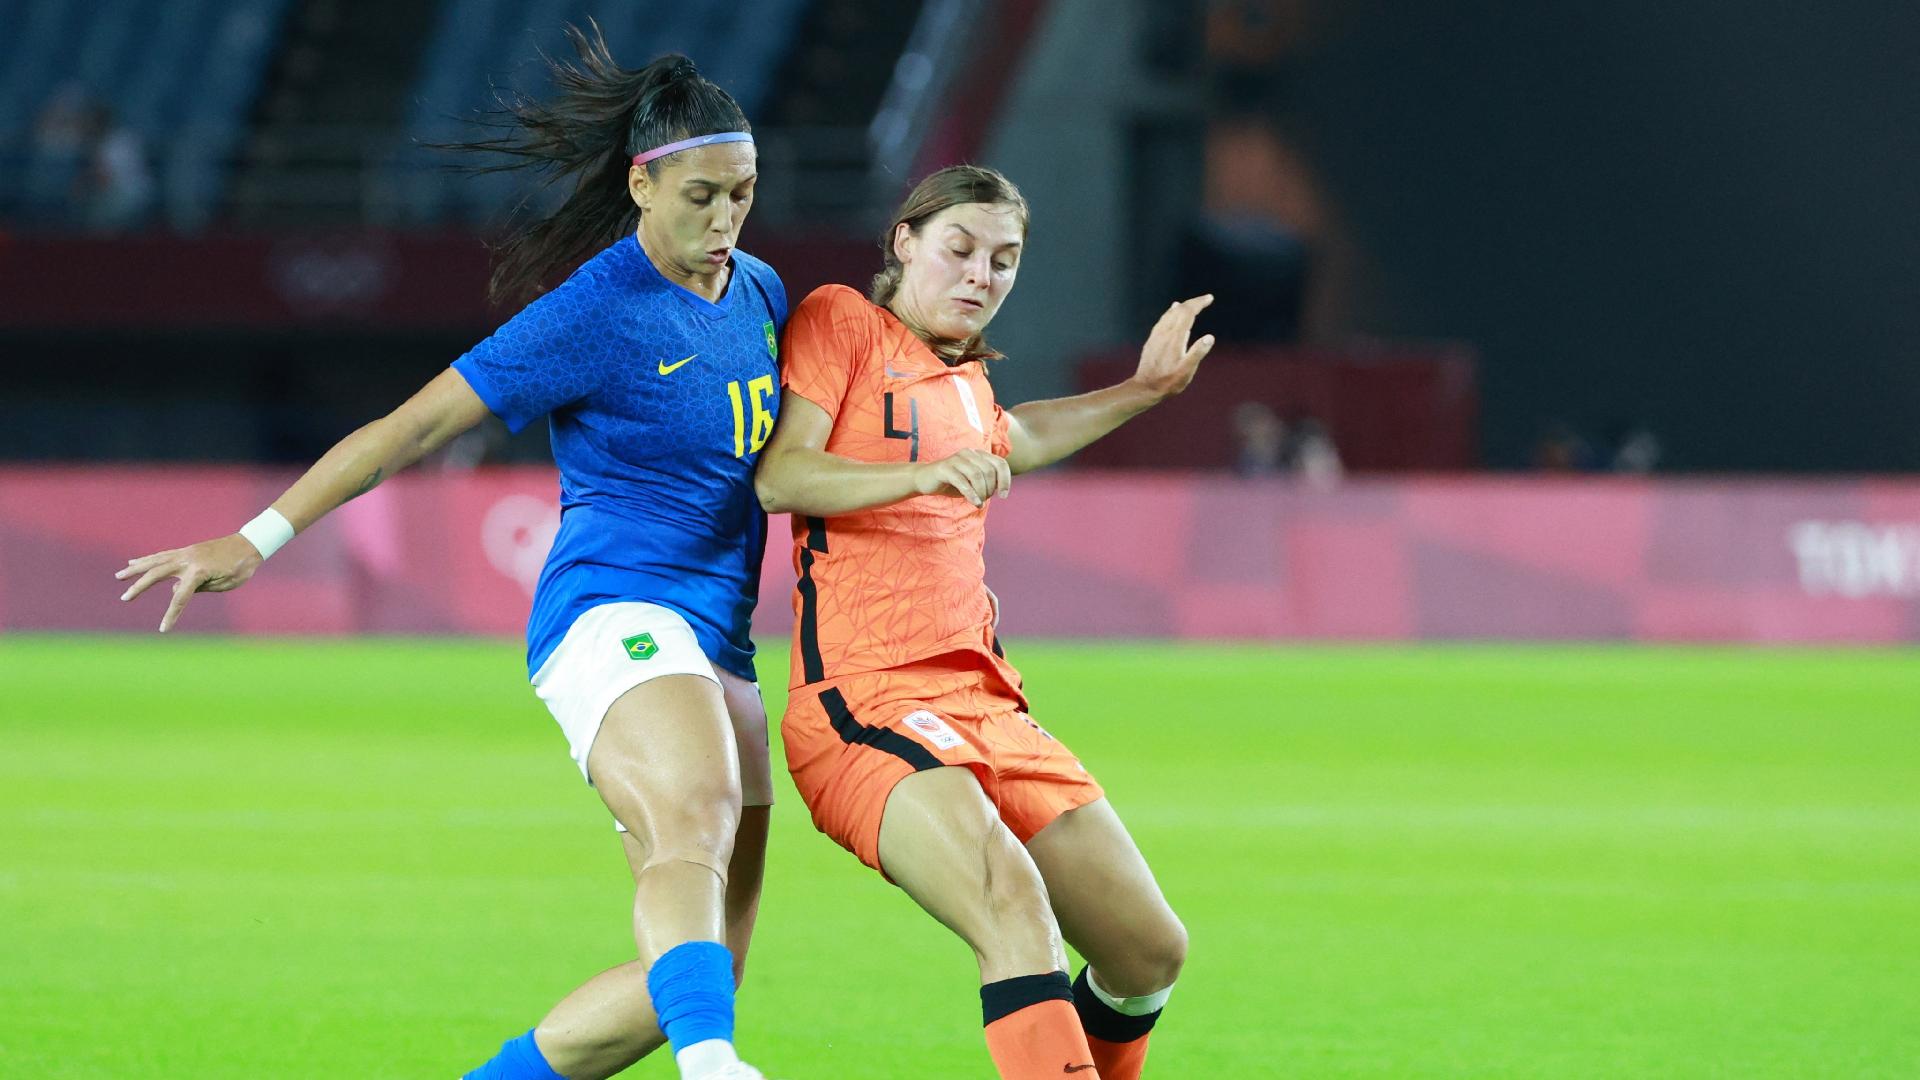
[871,165,1029,362]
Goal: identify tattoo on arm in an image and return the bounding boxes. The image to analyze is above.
[344,467,383,504]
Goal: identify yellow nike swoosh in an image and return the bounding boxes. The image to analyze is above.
[657,353,698,375]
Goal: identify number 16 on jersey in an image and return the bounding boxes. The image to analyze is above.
[728,375,776,458]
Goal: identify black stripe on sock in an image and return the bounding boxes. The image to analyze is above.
[820,687,942,771]
[1073,965,1162,1043]
[981,970,1074,1027]
[797,546,824,684]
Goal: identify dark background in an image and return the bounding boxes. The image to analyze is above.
[1284,1,1920,470]
[2,0,1914,472]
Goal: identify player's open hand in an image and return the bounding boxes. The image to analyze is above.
[115,534,265,632]
[913,448,1011,507]
[1130,294,1216,401]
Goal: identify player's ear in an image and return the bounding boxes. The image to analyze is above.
[891,221,915,266]
[628,164,652,213]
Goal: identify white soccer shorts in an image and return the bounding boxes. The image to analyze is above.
[531,601,722,784]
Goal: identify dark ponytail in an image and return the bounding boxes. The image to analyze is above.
[439,21,751,304]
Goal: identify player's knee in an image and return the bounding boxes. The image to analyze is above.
[1146,915,1189,988]
[604,760,743,849]
[639,843,734,884]
[977,832,1058,945]
[940,813,1050,938]
[674,779,744,843]
[664,763,745,823]
[633,799,740,876]
[1110,915,1188,995]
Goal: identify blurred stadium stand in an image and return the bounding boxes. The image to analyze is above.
[0,0,1025,464]
[5,0,1916,474]
[3,0,1917,644]
[1,0,293,230]
[0,0,983,232]
[1072,346,1479,472]
[386,0,820,228]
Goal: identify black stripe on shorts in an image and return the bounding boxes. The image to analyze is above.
[819,686,942,771]
[796,516,826,684]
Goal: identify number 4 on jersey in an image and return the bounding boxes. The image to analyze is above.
[727,375,776,458]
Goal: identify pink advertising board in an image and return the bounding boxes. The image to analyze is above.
[3,467,1916,644]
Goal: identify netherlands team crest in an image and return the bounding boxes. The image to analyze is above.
[902,709,963,750]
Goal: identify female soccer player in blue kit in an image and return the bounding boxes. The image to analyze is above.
[118,32,780,1080]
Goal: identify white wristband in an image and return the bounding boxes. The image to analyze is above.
[238,507,295,560]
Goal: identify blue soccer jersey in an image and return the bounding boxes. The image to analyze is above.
[452,235,786,680]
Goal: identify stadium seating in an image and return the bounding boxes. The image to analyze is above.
[2,0,836,230]
[395,0,810,225]
[0,0,292,228]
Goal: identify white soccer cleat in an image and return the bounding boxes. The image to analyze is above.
[675,1036,774,1080]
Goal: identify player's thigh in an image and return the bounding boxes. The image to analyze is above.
[534,601,742,817]
[715,665,775,808]
[1026,797,1186,986]
[878,765,1052,947]
[783,679,992,871]
[589,672,742,856]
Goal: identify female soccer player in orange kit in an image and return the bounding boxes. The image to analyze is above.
[754,165,1214,1080]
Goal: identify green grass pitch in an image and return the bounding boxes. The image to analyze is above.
[2,637,1917,1078]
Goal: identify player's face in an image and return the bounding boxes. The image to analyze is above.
[894,202,1024,343]
[631,140,757,286]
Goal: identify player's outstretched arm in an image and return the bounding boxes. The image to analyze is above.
[756,391,1011,516]
[116,369,492,632]
[1004,294,1215,475]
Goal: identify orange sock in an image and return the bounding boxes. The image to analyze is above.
[981,972,1100,1079]
[1073,966,1165,1080]
[1086,1034,1151,1080]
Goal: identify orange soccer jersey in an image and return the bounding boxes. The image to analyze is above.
[776,284,1101,874]
[779,283,1017,691]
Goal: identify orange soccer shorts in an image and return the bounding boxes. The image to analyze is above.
[783,655,1105,873]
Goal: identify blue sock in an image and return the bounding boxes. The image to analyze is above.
[646,940,736,1053]
[463,1028,565,1080]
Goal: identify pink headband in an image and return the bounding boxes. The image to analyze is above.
[630,131,754,167]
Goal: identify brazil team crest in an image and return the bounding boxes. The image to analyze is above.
[621,633,658,661]
[764,321,778,358]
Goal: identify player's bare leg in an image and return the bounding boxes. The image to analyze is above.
[1026,797,1187,1080]
[525,804,765,1079]
[879,766,1063,978]
[461,666,768,1080]
[878,766,1098,1079]
[590,673,740,956]
[531,665,773,1077]
[566,673,753,1078]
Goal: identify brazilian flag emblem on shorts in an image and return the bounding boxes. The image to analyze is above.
[764,320,778,359]
[621,633,658,661]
